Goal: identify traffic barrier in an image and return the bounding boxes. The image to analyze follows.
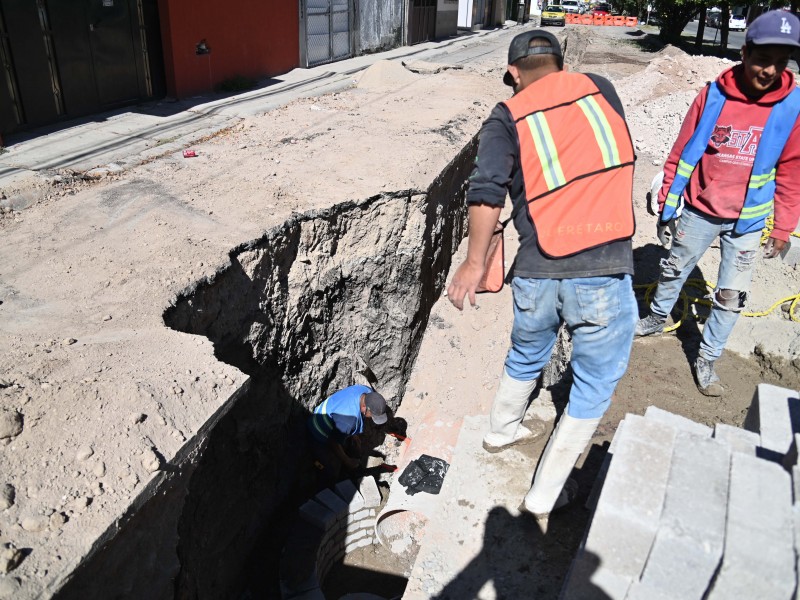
[580,15,592,24]
[603,15,614,25]
[613,15,625,25]
[566,13,578,23]
[593,15,604,25]
[626,16,638,26]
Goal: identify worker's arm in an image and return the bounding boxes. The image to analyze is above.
[767,118,800,257]
[329,439,359,471]
[658,88,706,213]
[447,204,502,310]
[448,105,513,310]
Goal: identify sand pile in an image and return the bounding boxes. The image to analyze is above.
[618,47,735,160]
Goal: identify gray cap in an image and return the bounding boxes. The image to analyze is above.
[504,30,563,86]
[745,10,800,48]
[364,391,388,425]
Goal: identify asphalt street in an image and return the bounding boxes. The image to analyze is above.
[683,19,800,72]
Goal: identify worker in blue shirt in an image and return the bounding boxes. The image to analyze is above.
[308,385,388,487]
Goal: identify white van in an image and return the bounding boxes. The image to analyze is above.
[561,0,583,14]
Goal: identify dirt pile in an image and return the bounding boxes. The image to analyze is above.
[617,48,736,159]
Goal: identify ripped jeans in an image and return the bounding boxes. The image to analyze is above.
[650,205,761,361]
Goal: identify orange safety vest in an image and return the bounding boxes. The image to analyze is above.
[502,71,635,258]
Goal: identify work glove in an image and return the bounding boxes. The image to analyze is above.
[657,217,678,248]
[649,171,682,248]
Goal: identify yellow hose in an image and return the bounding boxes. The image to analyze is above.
[638,219,800,330]
[635,278,800,331]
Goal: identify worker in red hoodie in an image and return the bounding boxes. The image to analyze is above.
[636,9,800,396]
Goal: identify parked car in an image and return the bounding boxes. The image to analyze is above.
[729,14,747,31]
[561,0,583,14]
[541,4,567,26]
[592,3,611,16]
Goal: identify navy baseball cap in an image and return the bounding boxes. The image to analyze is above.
[503,30,563,86]
[746,10,800,48]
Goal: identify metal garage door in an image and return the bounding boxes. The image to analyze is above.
[0,0,163,137]
[303,0,352,67]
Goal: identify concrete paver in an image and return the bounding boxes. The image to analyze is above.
[713,422,760,455]
[744,383,800,456]
[706,452,795,599]
[564,415,676,597]
[636,432,730,599]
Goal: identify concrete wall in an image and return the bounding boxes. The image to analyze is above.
[356,0,404,54]
[436,0,459,38]
[157,0,299,99]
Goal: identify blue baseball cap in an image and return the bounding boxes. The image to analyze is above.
[746,10,800,48]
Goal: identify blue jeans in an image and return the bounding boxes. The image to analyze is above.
[650,206,761,362]
[504,274,637,419]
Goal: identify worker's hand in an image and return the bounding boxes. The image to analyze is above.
[656,217,678,249]
[447,260,484,311]
[764,236,788,259]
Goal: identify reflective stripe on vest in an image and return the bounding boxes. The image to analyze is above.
[662,83,800,234]
[502,71,635,257]
[575,95,621,168]
[526,112,567,190]
[310,398,336,441]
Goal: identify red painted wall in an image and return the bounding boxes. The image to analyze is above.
[157,0,299,99]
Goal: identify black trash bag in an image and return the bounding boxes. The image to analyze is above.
[397,454,450,496]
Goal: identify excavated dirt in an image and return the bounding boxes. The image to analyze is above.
[0,24,799,600]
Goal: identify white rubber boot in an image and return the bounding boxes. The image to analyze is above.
[482,370,541,453]
[521,412,600,530]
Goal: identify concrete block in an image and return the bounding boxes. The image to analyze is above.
[321,526,344,549]
[279,519,325,587]
[347,507,373,526]
[625,580,681,600]
[743,383,800,456]
[560,552,631,599]
[636,432,730,599]
[345,535,373,555]
[586,421,625,514]
[345,528,368,546]
[644,406,712,437]
[315,488,348,517]
[706,453,795,600]
[334,478,365,512]
[299,498,337,532]
[609,419,625,453]
[346,518,373,536]
[358,475,382,508]
[714,423,760,456]
[782,432,800,470]
[580,416,676,584]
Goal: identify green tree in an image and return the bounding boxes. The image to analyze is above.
[654,0,702,43]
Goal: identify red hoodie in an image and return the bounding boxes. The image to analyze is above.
[659,65,800,241]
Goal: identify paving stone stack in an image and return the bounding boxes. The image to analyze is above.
[562,384,800,600]
[279,476,383,600]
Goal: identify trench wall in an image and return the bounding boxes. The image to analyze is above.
[50,137,476,599]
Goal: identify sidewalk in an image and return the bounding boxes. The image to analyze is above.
[0,25,519,191]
